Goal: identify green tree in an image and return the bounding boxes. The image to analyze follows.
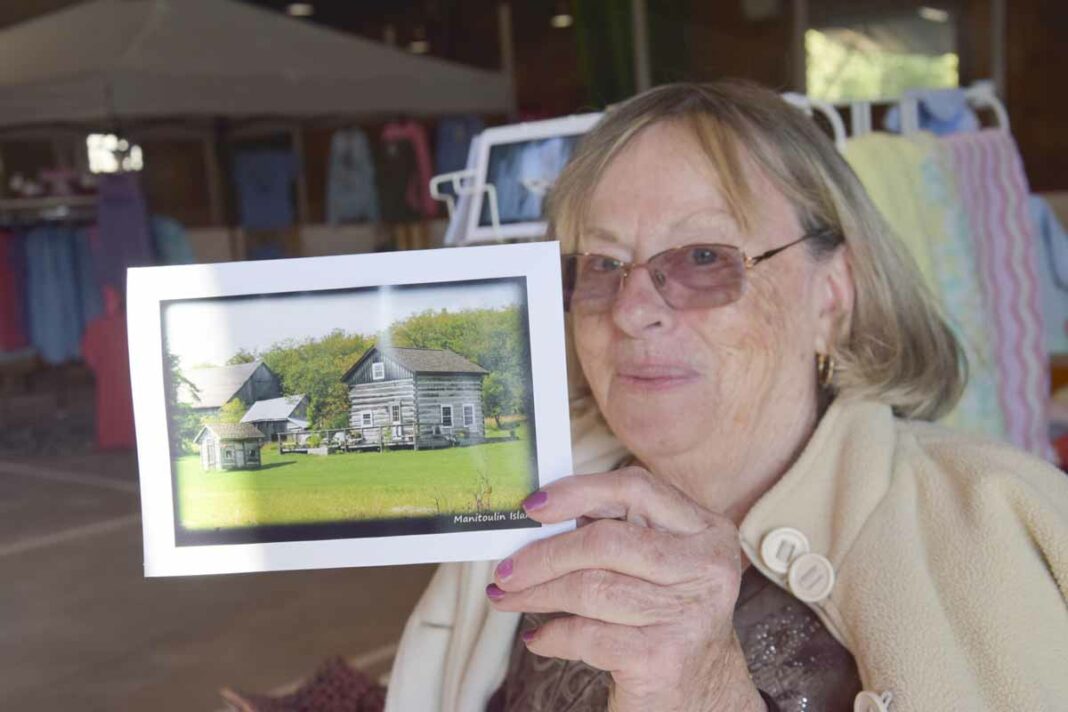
[165,352,201,454]
[227,349,257,365]
[217,397,247,424]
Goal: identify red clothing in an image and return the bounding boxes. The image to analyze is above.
[82,310,135,449]
[0,231,28,351]
[381,120,438,218]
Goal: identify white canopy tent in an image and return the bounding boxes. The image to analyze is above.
[0,0,515,128]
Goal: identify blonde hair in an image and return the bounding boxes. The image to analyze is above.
[549,80,964,420]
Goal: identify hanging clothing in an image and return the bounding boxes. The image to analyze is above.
[380,121,437,219]
[327,128,380,224]
[375,136,422,224]
[94,173,155,291]
[943,130,1054,461]
[24,226,83,364]
[1028,196,1068,354]
[845,132,1005,441]
[435,115,485,176]
[150,215,195,265]
[232,149,298,231]
[82,290,135,450]
[0,230,29,352]
[883,88,981,136]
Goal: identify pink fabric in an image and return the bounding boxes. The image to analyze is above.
[944,130,1053,460]
[381,121,438,218]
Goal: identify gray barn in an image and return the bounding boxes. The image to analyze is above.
[178,360,282,416]
[240,394,309,440]
[340,346,488,449]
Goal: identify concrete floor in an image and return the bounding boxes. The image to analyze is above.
[0,450,435,711]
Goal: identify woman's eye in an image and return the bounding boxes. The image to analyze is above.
[690,247,718,265]
[589,256,623,272]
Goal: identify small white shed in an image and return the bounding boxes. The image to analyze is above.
[194,422,266,471]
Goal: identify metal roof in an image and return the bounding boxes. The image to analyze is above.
[194,422,266,442]
[179,361,264,410]
[240,395,307,423]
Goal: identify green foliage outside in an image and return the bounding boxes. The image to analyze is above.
[165,353,202,454]
[216,398,247,424]
[174,438,534,529]
[306,434,322,448]
[806,29,958,102]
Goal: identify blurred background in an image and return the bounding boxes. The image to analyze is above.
[0,1,1064,709]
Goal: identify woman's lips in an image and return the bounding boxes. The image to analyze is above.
[614,364,700,391]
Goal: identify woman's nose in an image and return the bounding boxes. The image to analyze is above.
[610,265,673,336]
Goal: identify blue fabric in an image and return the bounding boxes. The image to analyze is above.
[233,150,298,231]
[435,115,485,175]
[73,227,103,327]
[327,128,380,224]
[24,226,83,364]
[94,173,154,290]
[150,215,195,265]
[1029,196,1068,354]
[883,88,980,136]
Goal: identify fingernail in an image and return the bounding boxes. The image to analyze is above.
[485,583,505,601]
[521,627,537,644]
[522,490,549,511]
[495,558,513,580]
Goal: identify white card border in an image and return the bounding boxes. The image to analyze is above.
[128,242,573,577]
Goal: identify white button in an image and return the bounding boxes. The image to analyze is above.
[760,527,810,574]
[787,552,836,602]
[854,690,892,712]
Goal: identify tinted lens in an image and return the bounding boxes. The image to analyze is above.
[562,254,623,313]
[651,244,746,308]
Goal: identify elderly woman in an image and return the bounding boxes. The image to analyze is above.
[385,82,1068,712]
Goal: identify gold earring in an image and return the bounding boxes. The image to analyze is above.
[816,352,836,388]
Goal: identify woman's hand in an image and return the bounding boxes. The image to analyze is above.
[486,466,766,712]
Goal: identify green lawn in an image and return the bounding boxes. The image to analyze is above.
[175,435,536,530]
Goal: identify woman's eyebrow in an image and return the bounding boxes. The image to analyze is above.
[580,226,621,245]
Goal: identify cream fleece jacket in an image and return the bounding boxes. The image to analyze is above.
[384,398,1068,711]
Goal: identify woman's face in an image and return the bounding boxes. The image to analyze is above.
[572,121,848,468]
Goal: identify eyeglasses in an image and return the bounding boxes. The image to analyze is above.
[562,229,837,314]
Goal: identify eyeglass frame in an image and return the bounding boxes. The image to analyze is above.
[562,227,841,311]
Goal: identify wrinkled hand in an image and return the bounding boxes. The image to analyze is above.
[487,467,766,712]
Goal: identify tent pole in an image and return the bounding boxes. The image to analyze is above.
[498,3,517,116]
[203,132,223,225]
[292,124,309,255]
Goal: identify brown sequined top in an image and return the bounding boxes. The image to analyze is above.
[487,566,862,712]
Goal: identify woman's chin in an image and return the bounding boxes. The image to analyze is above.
[604,392,712,455]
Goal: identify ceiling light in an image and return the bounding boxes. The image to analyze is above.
[918,6,950,23]
[287,3,314,18]
[550,13,574,29]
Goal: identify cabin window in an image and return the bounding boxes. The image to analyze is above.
[372,362,385,380]
[361,411,374,427]
[463,404,475,427]
[246,446,260,463]
[222,446,234,462]
[391,404,401,423]
[441,405,453,428]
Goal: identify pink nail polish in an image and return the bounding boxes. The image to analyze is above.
[522,490,548,511]
[485,583,505,601]
[495,558,513,580]
[521,628,537,643]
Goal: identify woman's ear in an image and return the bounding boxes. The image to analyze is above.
[814,246,854,354]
